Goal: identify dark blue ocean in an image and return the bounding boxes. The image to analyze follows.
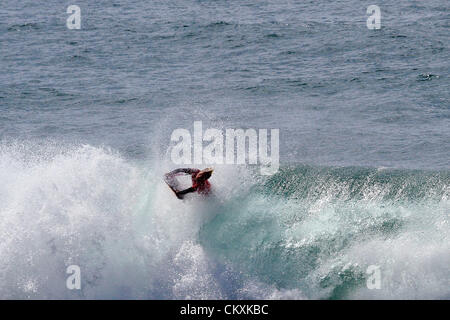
[0,0,448,299]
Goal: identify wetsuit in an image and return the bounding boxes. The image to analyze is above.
[164,168,211,197]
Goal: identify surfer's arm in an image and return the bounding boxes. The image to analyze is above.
[164,168,199,199]
[165,168,199,178]
[177,187,196,195]
[175,187,196,199]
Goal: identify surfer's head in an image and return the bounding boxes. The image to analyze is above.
[195,168,213,182]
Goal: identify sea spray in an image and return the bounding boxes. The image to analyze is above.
[0,142,448,299]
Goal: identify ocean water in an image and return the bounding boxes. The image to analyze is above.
[0,0,449,299]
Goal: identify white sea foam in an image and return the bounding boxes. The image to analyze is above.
[0,142,448,299]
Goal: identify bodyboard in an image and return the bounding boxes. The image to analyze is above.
[164,175,181,197]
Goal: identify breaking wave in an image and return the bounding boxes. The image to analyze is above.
[0,142,448,299]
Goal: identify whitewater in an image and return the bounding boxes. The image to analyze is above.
[0,141,448,299]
